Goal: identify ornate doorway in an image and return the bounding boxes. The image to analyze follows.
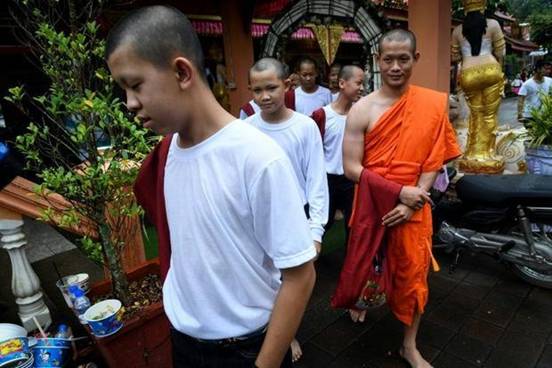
[260,0,383,90]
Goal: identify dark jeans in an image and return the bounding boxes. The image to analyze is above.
[324,174,354,244]
[171,328,294,368]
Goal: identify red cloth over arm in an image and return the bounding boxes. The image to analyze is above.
[134,135,173,281]
[310,108,326,141]
[284,89,295,111]
[331,169,402,309]
[240,102,255,117]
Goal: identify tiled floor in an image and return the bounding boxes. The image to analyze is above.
[295,247,552,368]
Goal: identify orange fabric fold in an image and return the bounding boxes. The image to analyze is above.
[362,85,461,326]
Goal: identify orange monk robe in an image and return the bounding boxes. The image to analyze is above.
[362,85,461,326]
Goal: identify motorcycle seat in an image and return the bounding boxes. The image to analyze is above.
[456,174,552,207]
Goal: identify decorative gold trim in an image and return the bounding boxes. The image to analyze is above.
[187,14,222,21]
[493,38,506,48]
[463,0,487,13]
[252,18,272,24]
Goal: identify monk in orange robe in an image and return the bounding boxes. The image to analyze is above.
[342,29,461,368]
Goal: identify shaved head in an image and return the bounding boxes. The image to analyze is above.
[378,29,417,55]
[106,6,205,80]
[339,65,363,81]
[298,56,318,72]
[250,58,288,81]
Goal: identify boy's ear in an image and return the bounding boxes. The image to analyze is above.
[173,57,194,89]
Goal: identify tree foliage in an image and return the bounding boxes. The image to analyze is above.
[502,0,550,21]
[6,0,158,305]
[528,10,552,50]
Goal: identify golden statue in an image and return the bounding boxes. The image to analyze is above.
[452,0,506,174]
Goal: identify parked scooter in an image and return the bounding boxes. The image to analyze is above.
[433,173,552,289]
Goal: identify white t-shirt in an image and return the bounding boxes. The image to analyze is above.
[322,105,347,175]
[163,120,316,339]
[245,112,329,242]
[239,99,260,120]
[518,77,552,118]
[295,85,332,116]
[511,78,522,88]
[331,91,340,102]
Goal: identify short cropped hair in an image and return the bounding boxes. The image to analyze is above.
[250,58,288,81]
[535,60,546,71]
[330,63,342,72]
[298,56,318,71]
[378,28,417,55]
[339,65,363,81]
[282,63,291,79]
[106,5,205,80]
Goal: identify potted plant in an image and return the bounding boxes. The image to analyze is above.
[5,1,170,366]
[524,89,552,175]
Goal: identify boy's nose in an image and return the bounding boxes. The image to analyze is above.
[125,92,140,112]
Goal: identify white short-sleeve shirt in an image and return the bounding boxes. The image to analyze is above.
[245,112,329,242]
[322,105,347,175]
[162,120,316,339]
[295,85,332,116]
[518,77,552,118]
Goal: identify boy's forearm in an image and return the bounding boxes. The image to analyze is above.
[255,262,316,368]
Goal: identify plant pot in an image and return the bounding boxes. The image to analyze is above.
[87,259,172,368]
[525,145,552,175]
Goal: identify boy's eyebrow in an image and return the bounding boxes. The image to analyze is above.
[114,75,139,87]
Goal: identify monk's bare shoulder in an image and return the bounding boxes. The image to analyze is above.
[347,91,378,130]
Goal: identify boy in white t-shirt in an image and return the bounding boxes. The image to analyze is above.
[245,58,329,363]
[518,60,552,121]
[106,6,316,368]
[311,65,364,244]
[292,57,333,116]
[328,63,342,101]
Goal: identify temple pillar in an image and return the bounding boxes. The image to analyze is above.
[0,208,51,331]
[220,0,255,116]
[408,0,451,93]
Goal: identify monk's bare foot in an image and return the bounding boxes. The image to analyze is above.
[291,338,302,362]
[399,346,433,368]
[348,309,366,323]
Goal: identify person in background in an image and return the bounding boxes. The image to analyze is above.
[245,57,329,364]
[310,65,364,245]
[543,61,552,78]
[328,63,342,101]
[511,73,522,95]
[288,72,300,89]
[517,60,552,123]
[287,57,332,116]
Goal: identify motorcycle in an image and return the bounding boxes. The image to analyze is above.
[433,172,552,289]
